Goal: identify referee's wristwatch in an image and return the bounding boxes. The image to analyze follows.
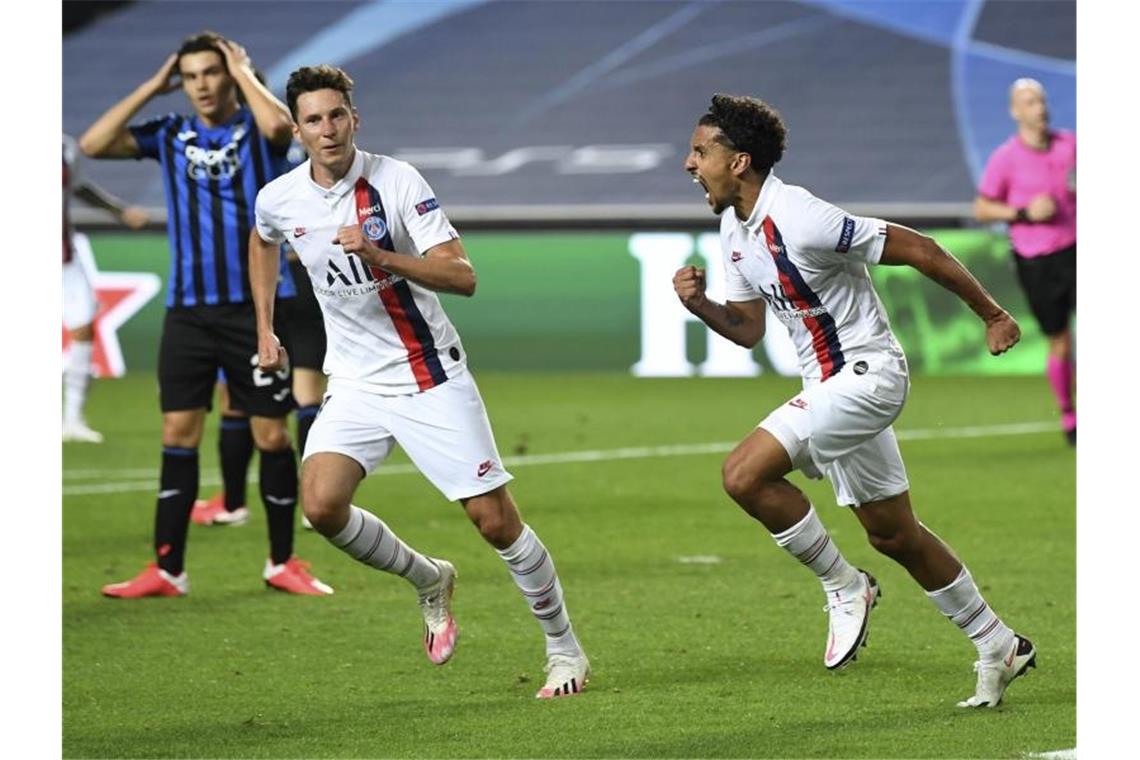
[1014,207,1030,223]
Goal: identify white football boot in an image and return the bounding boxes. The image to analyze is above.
[823,569,881,670]
[536,651,590,699]
[957,634,1037,708]
[417,559,458,665]
[63,419,104,443]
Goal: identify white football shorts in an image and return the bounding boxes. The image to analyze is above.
[759,351,911,507]
[304,368,514,501]
[62,233,98,330]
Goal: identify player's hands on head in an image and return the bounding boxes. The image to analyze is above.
[218,38,252,74]
[258,332,288,372]
[984,310,1021,355]
[148,53,181,96]
[1026,193,1057,222]
[673,265,708,311]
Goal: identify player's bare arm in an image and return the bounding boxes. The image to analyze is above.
[973,194,1056,224]
[333,226,477,297]
[78,53,179,159]
[879,223,1020,355]
[248,230,288,371]
[74,183,149,229]
[672,265,766,348]
[218,39,294,147]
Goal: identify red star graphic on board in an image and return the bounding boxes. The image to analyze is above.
[62,271,161,378]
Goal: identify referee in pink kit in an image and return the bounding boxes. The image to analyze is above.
[975,78,1076,445]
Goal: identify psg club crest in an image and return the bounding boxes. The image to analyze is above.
[362,216,388,241]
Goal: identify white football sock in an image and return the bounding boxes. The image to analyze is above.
[772,504,859,593]
[328,506,440,589]
[63,340,94,423]
[926,567,1015,661]
[497,524,582,657]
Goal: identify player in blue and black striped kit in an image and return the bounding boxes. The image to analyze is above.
[81,31,331,597]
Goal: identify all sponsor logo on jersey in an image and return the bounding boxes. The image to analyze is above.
[415,197,440,215]
[362,216,388,241]
[761,284,830,324]
[321,255,397,296]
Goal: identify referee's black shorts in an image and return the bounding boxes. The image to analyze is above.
[158,302,293,417]
[277,257,327,371]
[1012,244,1076,337]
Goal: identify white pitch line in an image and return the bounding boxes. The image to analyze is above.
[63,420,1060,497]
[1026,750,1076,760]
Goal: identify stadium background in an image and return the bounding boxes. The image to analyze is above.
[64,0,1076,379]
[60,2,1078,758]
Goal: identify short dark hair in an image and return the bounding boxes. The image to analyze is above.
[698,94,787,174]
[176,31,226,68]
[286,65,355,120]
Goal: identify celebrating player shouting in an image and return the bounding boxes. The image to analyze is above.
[249,65,589,699]
[676,94,1035,708]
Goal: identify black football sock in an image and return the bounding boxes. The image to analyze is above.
[219,415,254,511]
[154,447,200,576]
[295,404,320,460]
[259,446,298,565]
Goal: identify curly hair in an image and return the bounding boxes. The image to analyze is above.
[698,94,787,173]
[286,65,355,120]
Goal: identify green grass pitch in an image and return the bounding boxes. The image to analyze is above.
[64,372,1074,758]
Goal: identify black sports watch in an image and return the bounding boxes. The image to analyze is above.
[1014,208,1030,223]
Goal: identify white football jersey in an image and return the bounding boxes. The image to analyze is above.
[256,149,465,395]
[720,173,904,381]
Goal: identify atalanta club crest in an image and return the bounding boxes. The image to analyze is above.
[362,216,388,241]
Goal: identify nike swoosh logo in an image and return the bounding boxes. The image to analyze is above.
[825,631,838,661]
[264,495,296,506]
[157,489,181,499]
[1004,645,1016,668]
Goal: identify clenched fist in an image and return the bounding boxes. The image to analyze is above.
[984,310,1021,356]
[673,265,708,311]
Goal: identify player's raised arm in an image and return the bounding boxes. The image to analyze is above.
[79,53,179,159]
[219,39,294,148]
[333,228,477,297]
[878,223,1020,355]
[672,265,766,348]
[248,229,287,370]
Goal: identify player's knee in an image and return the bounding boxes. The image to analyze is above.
[721,458,763,504]
[464,494,519,547]
[161,416,202,448]
[866,526,918,560]
[251,419,291,452]
[300,484,347,535]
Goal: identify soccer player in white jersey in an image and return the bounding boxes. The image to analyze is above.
[675,94,1035,708]
[248,65,589,699]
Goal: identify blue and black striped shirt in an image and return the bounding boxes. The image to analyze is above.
[131,108,296,308]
